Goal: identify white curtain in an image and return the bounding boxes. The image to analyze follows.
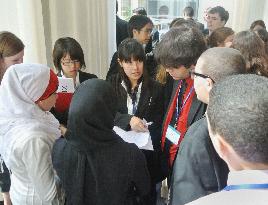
[0,0,116,79]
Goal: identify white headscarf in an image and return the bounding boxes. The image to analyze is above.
[0,63,60,168]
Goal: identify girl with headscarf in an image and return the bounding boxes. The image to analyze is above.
[52,79,150,205]
[0,63,60,205]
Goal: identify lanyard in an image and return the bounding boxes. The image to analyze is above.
[174,84,194,128]
[223,183,268,191]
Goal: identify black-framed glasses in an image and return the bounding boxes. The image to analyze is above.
[189,71,215,83]
[61,60,80,67]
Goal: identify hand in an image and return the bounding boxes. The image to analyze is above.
[59,124,67,136]
[130,116,149,132]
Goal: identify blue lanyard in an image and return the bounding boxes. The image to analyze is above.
[175,85,194,120]
[223,183,268,191]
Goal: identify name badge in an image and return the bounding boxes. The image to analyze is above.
[166,125,181,145]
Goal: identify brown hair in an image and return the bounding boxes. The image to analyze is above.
[208,27,234,47]
[232,31,268,77]
[0,31,24,58]
[250,20,266,30]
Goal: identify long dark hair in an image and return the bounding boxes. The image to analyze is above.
[117,38,149,94]
[232,31,268,77]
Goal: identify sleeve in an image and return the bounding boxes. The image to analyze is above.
[22,136,57,202]
[132,149,151,197]
[169,126,219,205]
[106,52,119,81]
[114,112,133,131]
[0,158,11,192]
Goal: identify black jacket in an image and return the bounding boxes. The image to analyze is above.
[116,16,129,47]
[52,79,150,205]
[169,117,229,205]
[107,74,166,184]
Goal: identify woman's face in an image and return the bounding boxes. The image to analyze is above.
[60,53,81,78]
[119,57,143,84]
[0,49,24,71]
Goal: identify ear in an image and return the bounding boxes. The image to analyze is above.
[132,29,139,38]
[205,78,214,92]
[117,58,123,67]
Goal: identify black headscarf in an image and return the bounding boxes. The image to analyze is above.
[66,78,121,150]
[53,79,150,205]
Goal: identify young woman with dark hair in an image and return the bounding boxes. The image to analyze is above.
[107,38,166,205]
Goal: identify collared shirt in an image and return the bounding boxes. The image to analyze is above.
[186,170,268,205]
[121,81,142,115]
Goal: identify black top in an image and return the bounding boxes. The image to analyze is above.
[116,16,129,47]
[52,79,150,205]
[107,74,167,184]
[169,117,229,205]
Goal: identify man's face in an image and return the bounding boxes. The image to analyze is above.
[133,23,153,45]
[165,65,190,80]
[206,12,225,32]
[192,58,210,104]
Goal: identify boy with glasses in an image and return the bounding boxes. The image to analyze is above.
[169,47,246,205]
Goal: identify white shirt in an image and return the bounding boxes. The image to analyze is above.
[186,170,268,205]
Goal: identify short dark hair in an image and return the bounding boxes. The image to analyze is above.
[155,27,206,69]
[207,74,268,164]
[208,27,234,47]
[208,6,229,23]
[132,7,147,16]
[198,47,246,82]
[53,37,86,73]
[128,15,153,38]
[183,6,194,17]
[250,20,266,30]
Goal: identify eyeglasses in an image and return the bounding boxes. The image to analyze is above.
[189,70,215,83]
[139,29,153,35]
[61,60,80,66]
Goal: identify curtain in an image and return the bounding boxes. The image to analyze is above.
[0,0,116,79]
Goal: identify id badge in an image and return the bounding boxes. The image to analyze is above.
[166,125,181,145]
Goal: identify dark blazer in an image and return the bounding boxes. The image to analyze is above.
[169,117,229,205]
[116,16,129,47]
[161,80,207,178]
[107,74,166,184]
[51,70,97,126]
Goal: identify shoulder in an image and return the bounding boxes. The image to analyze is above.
[79,70,98,81]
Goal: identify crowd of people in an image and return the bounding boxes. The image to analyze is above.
[0,3,268,205]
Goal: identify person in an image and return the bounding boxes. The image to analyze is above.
[51,37,97,128]
[107,38,165,204]
[255,28,268,55]
[106,15,157,79]
[169,47,246,205]
[0,63,60,205]
[232,30,268,77]
[52,79,150,205]
[0,31,24,83]
[154,26,207,176]
[208,27,234,47]
[205,6,229,36]
[116,0,129,47]
[0,31,24,205]
[186,74,268,205]
[250,19,266,31]
[133,7,147,16]
[183,6,204,32]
